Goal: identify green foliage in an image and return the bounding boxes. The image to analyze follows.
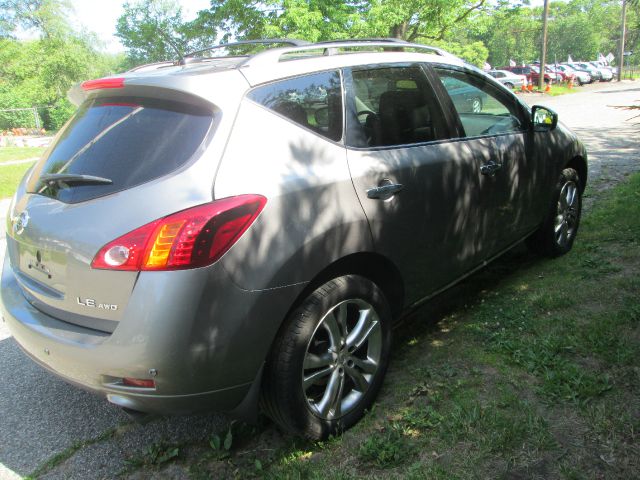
[116,0,216,67]
[0,2,121,131]
[457,0,635,67]
[126,442,180,468]
[195,1,491,43]
[209,424,234,459]
[429,39,490,67]
[0,0,73,39]
[112,0,640,74]
[44,98,75,130]
[358,424,413,468]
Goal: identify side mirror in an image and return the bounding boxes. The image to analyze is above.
[531,105,558,131]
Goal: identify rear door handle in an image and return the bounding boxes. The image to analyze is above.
[480,161,502,176]
[366,183,404,200]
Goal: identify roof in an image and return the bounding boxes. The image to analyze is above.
[121,38,468,86]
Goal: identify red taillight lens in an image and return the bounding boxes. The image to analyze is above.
[122,377,155,388]
[91,195,267,271]
[81,77,125,91]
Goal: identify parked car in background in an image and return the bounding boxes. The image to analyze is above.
[569,62,604,81]
[488,69,528,89]
[547,65,573,83]
[500,65,553,85]
[554,64,591,85]
[587,61,614,80]
[531,65,559,83]
[563,63,596,83]
[592,61,617,76]
[2,39,588,440]
[441,75,489,112]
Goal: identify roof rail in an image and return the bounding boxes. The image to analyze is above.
[127,61,175,73]
[241,40,462,67]
[180,38,311,64]
[314,38,409,45]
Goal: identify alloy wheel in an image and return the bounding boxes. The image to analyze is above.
[302,299,382,420]
[554,180,579,248]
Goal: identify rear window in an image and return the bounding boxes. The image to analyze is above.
[27,96,214,204]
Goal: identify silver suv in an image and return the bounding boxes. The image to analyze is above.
[2,39,587,440]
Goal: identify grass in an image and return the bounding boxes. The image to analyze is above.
[0,162,35,198]
[0,146,44,198]
[544,84,580,96]
[124,172,638,479]
[0,146,45,163]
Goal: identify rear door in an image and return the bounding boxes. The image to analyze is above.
[6,95,215,332]
[345,64,486,304]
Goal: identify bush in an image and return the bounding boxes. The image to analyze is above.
[0,90,40,130]
[43,99,76,131]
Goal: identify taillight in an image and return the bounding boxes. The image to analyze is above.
[122,377,155,388]
[81,77,125,91]
[91,195,266,271]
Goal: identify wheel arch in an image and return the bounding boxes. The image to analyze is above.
[282,252,405,329]
[565,155,587,193]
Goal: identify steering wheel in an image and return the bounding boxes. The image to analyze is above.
[357,110,376,121]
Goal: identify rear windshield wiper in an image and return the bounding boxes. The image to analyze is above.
[39,173,113,186]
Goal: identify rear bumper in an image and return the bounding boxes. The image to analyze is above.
[1,253,305,415]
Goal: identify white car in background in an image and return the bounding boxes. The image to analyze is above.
[488,69,528,89]
[554,64,591,85]
[588,61,614,80]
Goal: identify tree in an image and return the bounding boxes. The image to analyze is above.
[116,0,216,66]
[0,0,72,38]
[0,1,123,130]
[195,0,489,43]
[454,1,539,66]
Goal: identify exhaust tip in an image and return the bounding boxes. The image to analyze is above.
[107,394,154,423]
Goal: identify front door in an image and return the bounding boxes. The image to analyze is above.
[344,64,486,304]
[432,66,541,258]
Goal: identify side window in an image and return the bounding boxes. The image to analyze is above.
[435,68,524,138]
[347,65,445,148]
[247,70,342,142]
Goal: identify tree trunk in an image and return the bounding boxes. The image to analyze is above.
[390,22,408,40]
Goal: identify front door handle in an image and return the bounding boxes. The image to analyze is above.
[366,183,404,200]
[480,161,502,176]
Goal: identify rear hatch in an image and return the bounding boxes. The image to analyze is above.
[6,92,216,333]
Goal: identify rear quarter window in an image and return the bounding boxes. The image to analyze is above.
[27,96,215,204]
[247,70,343,142]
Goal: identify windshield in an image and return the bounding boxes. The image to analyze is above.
[27,96,214,204]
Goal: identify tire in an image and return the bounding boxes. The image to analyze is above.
[504,82,514,90]
[527,168,582,257]
[261,275,392,440]
[575,77,583,86]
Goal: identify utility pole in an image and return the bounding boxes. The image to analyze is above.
[618,0,627,82]
[539,0,550,90]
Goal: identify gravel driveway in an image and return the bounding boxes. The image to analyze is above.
[0,81,639,480]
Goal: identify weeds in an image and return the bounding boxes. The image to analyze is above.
[358,424,413,468]
[125,441,180,468]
